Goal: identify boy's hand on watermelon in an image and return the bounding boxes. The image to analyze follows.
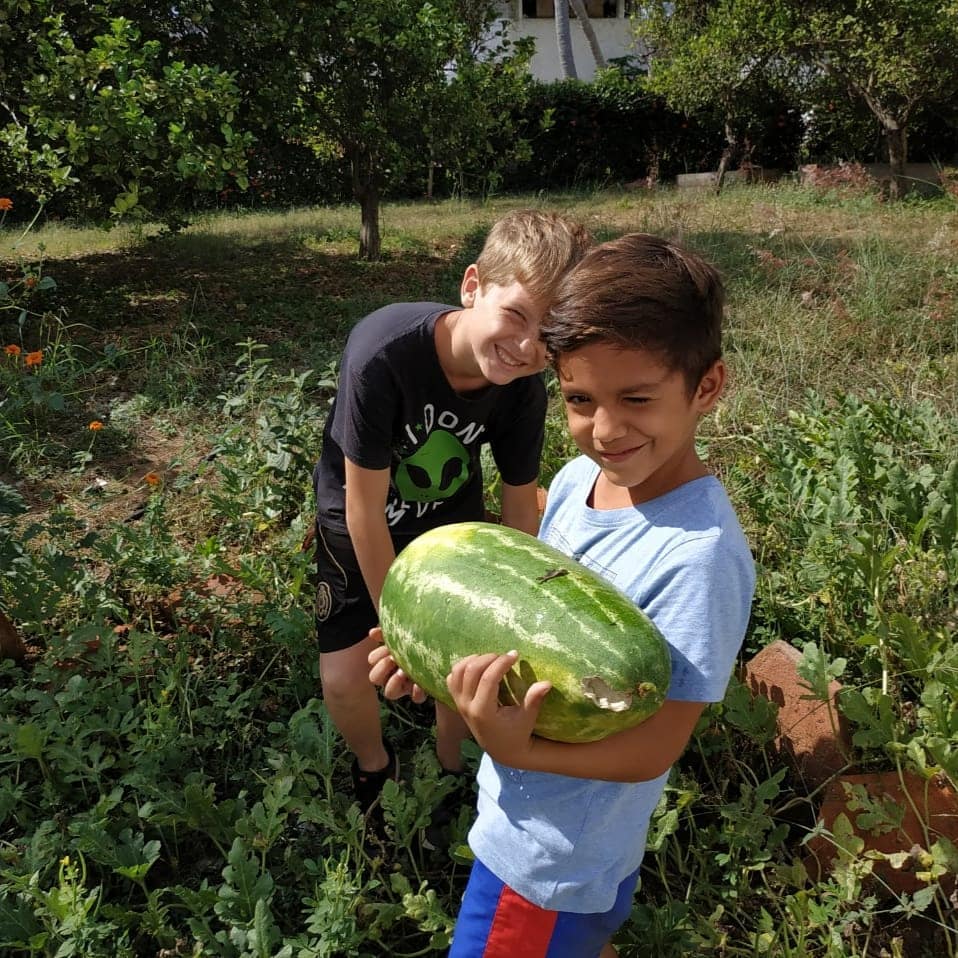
[446,651,552,766]
[368,631,429,703]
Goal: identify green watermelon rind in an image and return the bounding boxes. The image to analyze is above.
[379,521,671,743]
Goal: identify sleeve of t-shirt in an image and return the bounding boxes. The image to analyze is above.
[641,535,754,703]
[486,375,547,487]
[329,344,400,472]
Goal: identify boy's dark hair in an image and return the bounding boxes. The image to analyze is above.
[542,233,725,393]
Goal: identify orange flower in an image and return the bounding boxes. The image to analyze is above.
[0,198,12,211]
[143,472,161,486]
[25,350,43,367]
[24,275,38,289]
[4,344,21,356]
[88,420,104,431]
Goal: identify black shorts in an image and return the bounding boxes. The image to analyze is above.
[314,525,416,653]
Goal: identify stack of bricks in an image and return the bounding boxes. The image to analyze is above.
[743,639,958,897]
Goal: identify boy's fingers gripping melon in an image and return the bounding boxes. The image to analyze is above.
[378,522,671,743]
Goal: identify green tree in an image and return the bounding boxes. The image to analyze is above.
[787,0,958,192]
[296,1,532,260]
[638,0,958,196]
[121,1,314,163]
[430,43,536,199]
[640,0,788,189]
[2,1,537,241]
[1,1,252,220]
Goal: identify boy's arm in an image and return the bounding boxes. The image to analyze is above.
[447,650,706,783]
[498,479,541,536]
[344,457,395,612]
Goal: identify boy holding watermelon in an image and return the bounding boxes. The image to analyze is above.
[311,209,591,814]
[370,233,756,957]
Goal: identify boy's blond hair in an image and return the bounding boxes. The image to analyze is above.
[475,210,592,302]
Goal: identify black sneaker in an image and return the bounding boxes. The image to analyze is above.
[351,743,399,813]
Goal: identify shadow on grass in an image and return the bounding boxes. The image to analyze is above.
[2,217,951,474]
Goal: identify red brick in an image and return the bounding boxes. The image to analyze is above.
[805,771,958,897]
[743,639,853,789]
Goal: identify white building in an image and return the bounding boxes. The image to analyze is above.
[496,1,645,82]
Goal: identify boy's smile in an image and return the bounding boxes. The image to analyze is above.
[440,266,550,391]
[556,341,725,506]
[493,340,527,370]
[470,278,549,384]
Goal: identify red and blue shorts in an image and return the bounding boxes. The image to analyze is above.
[448,859,639,958]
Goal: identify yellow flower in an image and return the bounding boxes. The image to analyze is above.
[88,420,104,431]
[60,855,70,866]
[25,350,43,367]
[143,472,161,486]
[0,198,12,211]
[4,344,20,356]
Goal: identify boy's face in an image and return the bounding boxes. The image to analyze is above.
[460,265,550,384]
[556,341,725,505]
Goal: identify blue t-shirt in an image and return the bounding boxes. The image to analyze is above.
[468,456,756,913]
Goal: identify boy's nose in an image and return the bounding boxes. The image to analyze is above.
[517,336,546,365]
[592,407,626,441]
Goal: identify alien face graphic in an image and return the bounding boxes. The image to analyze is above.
[394,430,471,502]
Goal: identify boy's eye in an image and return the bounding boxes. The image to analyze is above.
[563,394,590,405]
[625,396,650,405]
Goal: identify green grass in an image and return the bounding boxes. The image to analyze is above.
[1,185,957,957]
[4,185,956,468]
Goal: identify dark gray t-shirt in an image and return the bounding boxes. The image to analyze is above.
[313,302,546,537]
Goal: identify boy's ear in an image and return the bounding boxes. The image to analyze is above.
[460,263,480,307]
[694,359,726,413]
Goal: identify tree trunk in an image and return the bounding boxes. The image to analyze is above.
[569,0,606,71]
[358,182,381,261]
[821,61,911,201]
[884,122,908,199]
[351,148,382,261]
[714,119,740,194]
[555,0,578,79]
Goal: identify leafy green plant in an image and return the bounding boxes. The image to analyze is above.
[3,10,251,221]
[3,193,958,956]
[208,340,328,539]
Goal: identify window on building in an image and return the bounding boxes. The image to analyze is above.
[521,1,620,18]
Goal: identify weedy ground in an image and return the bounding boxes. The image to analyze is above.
[1,184,956,956]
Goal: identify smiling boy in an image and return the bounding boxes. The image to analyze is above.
[371,232,755,955]
[311,210,591,813]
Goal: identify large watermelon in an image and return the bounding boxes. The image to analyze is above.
[378,521,671,743]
